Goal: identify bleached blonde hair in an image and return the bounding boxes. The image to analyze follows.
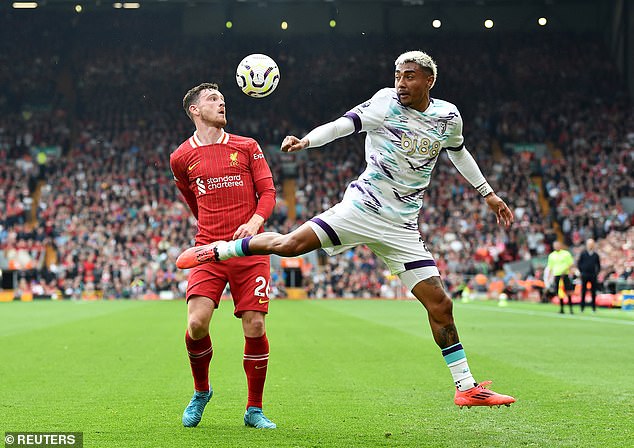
[395,50,437,88]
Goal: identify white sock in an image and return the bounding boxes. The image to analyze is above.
[448,359,477,391]
[215,241,234,260]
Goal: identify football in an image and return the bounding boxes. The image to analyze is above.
[235,54,280,98]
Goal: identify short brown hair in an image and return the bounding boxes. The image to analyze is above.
[183,82,219,121]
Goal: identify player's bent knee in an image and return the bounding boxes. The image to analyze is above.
[440,299,454,323]
[242,313,266,337]
[188,316,209,339]
[246,320,265,337]
[423,290,454,322]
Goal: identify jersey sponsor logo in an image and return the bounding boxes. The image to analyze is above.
[188,160,201,172]
[253,152,265,160]
[196,177,206,195]
[401,133,441,158]
[195,175,244,195]
[229,152,239,166]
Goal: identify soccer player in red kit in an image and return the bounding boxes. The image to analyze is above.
[170,83,277,429]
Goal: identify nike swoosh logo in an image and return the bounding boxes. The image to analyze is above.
[188,161,201,171]
[254,365,267,369]
[258,299,269,304]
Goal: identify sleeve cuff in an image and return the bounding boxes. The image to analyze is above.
[475,182,494,197]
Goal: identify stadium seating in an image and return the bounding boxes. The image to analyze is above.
[0,13,631,300]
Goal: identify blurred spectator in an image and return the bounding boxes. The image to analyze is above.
[577,238,601,312]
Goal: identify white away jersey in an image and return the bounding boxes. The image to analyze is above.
[342,87,464,228]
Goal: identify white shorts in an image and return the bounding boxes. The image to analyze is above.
[307,203,440,291]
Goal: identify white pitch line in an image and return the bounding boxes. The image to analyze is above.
[461,304,634,326]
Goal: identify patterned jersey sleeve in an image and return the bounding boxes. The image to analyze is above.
[344,88,394,133]
[444,106,465,150]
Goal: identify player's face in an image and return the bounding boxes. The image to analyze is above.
[395,63,434,111]
[193,89,227,128]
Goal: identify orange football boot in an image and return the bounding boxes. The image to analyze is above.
[176,241,226,269]
[454,381,515,409]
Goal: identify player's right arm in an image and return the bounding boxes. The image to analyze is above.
[170,153,199,220]
[281,117,355,152]
[281,88,391,152]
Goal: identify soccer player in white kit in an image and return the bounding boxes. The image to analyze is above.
[177,51,516,408]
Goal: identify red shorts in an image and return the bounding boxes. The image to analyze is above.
[186,255,271,317]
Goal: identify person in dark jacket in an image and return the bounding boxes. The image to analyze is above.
[578,238,601,312]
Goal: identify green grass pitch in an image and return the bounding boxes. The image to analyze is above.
[1,299,633,447]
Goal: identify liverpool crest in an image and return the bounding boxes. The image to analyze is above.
[229,152,239,167]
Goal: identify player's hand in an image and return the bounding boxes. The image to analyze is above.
[485,193,514,227]
[233,223,258,239]
[281,135,309,153]
[233,214,265,239]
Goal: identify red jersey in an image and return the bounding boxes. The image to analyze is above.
[170,131,274,244]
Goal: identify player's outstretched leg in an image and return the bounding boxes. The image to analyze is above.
[176,226,323,270]
[454,381,515,409]
[182,388,213,427]
[244,406,277,429]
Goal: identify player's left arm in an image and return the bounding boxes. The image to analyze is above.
[448,148,514,227]
[445,111,513,227]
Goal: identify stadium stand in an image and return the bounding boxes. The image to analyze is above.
[0,12,631,301]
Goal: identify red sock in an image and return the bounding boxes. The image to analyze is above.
[243,334,269,409]
[185,330,213,392]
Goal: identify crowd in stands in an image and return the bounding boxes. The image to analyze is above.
[0,11,632,300]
